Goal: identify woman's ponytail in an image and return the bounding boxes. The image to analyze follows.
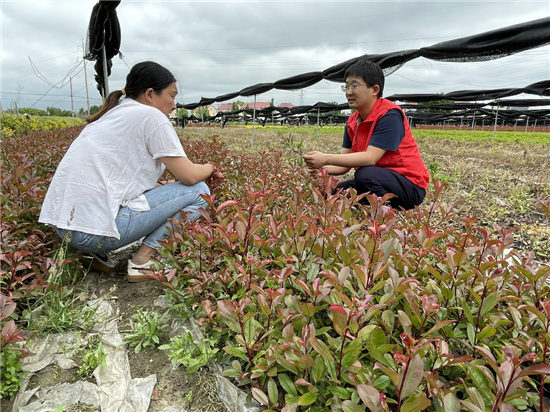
[86,90,125,123]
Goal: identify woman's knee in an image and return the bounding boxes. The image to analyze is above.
[191,181,210,206]
[195,181,210,196]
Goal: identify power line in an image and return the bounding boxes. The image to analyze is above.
[27,60,86,109]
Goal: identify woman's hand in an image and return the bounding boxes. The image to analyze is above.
[206,162,225,189]
[156,179,175,187]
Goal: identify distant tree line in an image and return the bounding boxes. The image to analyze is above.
[4,106,101,117]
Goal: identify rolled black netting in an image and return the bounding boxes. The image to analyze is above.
[85,0,122,98]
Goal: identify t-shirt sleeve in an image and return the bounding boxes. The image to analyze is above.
[369,109,405,152]
[342,120,352,149]
[146,121,187,159]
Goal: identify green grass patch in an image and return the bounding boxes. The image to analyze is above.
[412,128,549,145]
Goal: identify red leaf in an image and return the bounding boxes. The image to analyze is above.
[216,200,238,214]
[330,304,348,316]
[517,363,550,378]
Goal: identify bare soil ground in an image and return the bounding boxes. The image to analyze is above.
[2,267,228,412]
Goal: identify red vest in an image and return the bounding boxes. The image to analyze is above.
[347,98,430,189]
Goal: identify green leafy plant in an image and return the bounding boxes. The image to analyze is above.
[281,133,305,167]
[1,344,26,399]
[1,113,83,138]
[78,335,107,379]
[427,161,452,184]
[124,309,169,353]
[160,331,219,373]
[1,126,83,303]
[1,296,32,399]
[24,240,97,335]
[2,123,549,410]
[152,135,550,411]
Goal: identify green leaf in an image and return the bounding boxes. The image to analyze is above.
[299,354,315,369]
[329,385,351,399]
[400,394,431,412]
[480,292,500,317]
[459,400,483,412]
[467,323,476,346]
[508,306,522,328]
[339,246,352,266]
[223,345,248,361]
[274,374,295,397]
[341,400,364,412]
[300,302,315,317]
[465,387,486,411]
[424,320,456,336]
[251,387,269,406]
[381,309,394,333]
[267,377,279,405]
[462,299,474,324]
[358,325,386,347]
[520,305,546,326]
[397,310,412,336]
[243,317,256,342]
[297,392,318,406]
[466,364,496,395]
[311,356,324,383]
[476,325,496,342]
[332,309,348,336]
[325,359,338,381]
[357,384,384,412]
[399,354,424,399]
[309,335,335,362]
[443,392,460,412]
[341,351,361,370]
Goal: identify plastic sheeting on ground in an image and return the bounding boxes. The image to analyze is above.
[12,299,156,412]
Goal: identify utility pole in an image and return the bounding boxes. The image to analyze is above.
[70,77,74,116]
[81,40,90,115]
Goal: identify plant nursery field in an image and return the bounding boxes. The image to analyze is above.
[1,124,549,412]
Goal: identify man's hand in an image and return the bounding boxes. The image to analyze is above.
[303,151,327,169]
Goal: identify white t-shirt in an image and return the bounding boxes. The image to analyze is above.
[39,98,186,239]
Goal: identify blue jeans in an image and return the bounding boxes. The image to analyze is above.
[56,181,209,254]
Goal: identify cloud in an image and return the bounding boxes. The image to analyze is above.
[1,1,549,112]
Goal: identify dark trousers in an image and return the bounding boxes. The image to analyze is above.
[334,166,426,210]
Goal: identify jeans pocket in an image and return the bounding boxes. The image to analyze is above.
[73,232,96,248]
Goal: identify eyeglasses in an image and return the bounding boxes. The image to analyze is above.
[341,83,369,93]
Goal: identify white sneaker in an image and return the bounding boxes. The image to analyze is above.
[127,259,157,283]
[126,258,171,283]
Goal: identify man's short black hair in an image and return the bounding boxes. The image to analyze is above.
[344,57,385,98]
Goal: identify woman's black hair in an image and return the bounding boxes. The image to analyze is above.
[87,61,176,123]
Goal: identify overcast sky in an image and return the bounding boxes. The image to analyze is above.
[1,0,549,113]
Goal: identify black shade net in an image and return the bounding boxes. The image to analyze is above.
[178,17,550,110]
